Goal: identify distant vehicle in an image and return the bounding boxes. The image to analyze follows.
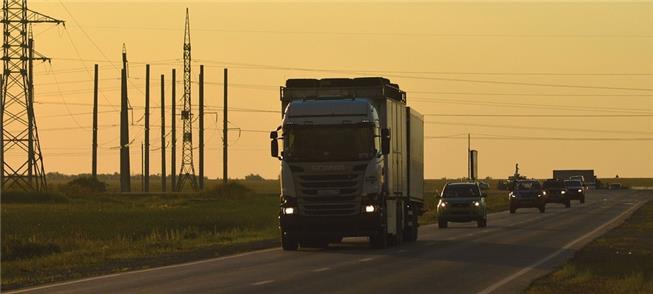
[509,180,546,213]
[608,183,623,190]
[564,180,586,204]
[568,175,587,190]
[271,77,424,250]
[543,179,571,208]
[437,182,488,228]
[553,170,596,188]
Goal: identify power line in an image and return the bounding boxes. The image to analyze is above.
[424,113,653,118]
[66,24,653,39]
[425,121,653,135]
[426,135,653,141]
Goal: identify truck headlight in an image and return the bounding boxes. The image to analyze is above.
[282,207,295,215]
[537,194,542,198]
[561,191,566,195]
[578,189,582,193]
[439,202,447,208]
[543,191,547,195]
[365,205,376,213]
[473,201,480,207]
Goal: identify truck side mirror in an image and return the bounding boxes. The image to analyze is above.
[381,128,390,155]
[270,138,279,158]
[270,131,278,140]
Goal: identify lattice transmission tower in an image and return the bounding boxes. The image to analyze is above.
[176,8,198,192]
[1,0,63,192]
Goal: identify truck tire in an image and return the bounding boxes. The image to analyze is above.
[565,200,571,208]
[539,205,546,213]
[580,196,585,204]
[300,239,328,249]
[370,229,388,249]
[477,218,487,228]
[281,232,298,251]
[438,220,448,229]
[510,206,516,214]
[389,205,404,247]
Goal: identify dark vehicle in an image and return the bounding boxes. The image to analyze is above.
[436,182,488,228]
[564,180,586,204]
[509,180,546,213]
[543,179,571,208]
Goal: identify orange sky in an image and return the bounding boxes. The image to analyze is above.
[19,1,653,179]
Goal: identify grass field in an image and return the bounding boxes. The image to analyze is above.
[1,188,280,290]
[527,200,653,294]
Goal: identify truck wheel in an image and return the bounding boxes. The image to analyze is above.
[580,197,585,204]
[539,205,546,213]
[281,232,298,251]
[404,225,418,242]
[300,239,328,249]
[565,200,571,208]
[370,229,388,249]
[477,218,487,228]
[510,207,516,214]
[438,220,448,229]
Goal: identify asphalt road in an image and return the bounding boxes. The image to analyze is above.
[12,189,651,294]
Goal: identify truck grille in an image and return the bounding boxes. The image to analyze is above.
[297,173,362,216]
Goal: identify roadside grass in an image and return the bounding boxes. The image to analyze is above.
[599,178,653,189]
[527,200,653,294]
[1,186,280,290]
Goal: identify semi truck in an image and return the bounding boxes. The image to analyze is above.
[269,77,424,250]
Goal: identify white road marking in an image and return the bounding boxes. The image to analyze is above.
[7,247,280,294]
[358,257,375,262]
[312,267,331,272]
[251,280,275,286]
[477,201,643,294]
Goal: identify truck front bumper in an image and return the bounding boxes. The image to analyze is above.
[280,213,382,238]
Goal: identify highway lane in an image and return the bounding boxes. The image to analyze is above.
[11,189,651,294]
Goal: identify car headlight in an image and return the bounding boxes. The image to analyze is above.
[510,194,516,198]
[578,189,582,193]
[439,202,447,208]
[542,191,547,195]
[473,201,481,207]
[561,191,566,195]
[537,194,542,198]
[282,207,295,215]
[364,205,376,213]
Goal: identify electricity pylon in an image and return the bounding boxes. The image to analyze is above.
[176,8,198,192]
[1,0,63,192]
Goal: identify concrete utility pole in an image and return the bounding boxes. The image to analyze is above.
[160,74,166,192]
[120,45,131,192]
[171,69,176,191]
[144,64,150,192]
[198,65,204,190]
[176,8,199,192]
[223,68,228,184]
[92,64,98,178]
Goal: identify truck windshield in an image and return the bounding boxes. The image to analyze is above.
[442,184,480,198]
[283,125,375,162]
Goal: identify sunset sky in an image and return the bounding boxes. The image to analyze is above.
[21,1,653,180]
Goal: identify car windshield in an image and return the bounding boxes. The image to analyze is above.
[516,181,541,190]
[442,184,480,198]
[564,180,582,187]
[283,125,376,162]
[543,181,565,189]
